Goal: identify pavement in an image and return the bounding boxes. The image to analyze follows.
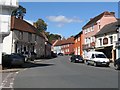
[0,61,115,73]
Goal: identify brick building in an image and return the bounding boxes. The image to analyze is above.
[74,31,83,56]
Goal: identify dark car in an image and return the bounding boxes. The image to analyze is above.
[2,54,24,68]
[11,53,26,62]
[51,51,57,58]
[58,53,64,56]
[2,54,12,68]
[114,58,120,70]
[70,55,84,63]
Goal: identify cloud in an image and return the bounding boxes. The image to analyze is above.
[46,15,83,24]
[57,23,64,27]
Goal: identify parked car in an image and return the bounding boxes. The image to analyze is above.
[58,53,64,56]
[70,55,84,63]
[114,58,120,70]
[2,54,24,68]
[11,53,26,62]
[84,51,110,67]
[51,51,57,58]
[2,54,12,68]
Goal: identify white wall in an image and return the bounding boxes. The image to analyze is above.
[95,33,118,48]
[0,0,18,7]
[3,31,12,54]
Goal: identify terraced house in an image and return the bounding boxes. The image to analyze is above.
[82,11,117,58]
[52,37,74,55]
[2,16,48,58]
[95,20,119,61]
[74,31,83,56]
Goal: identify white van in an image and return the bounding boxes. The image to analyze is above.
[84,51,110,67]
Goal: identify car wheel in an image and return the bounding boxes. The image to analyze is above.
[85,60,89,65]
[73,60,76,63]
[94,62,97,67]
[115,64,120,70]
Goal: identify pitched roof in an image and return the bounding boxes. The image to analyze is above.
[11,16,45,38]
[95,20,120,36]
[74,31,82,39]
[82,11,115,29]
[54,37,74,46]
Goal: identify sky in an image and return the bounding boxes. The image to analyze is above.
[19,2,118,38]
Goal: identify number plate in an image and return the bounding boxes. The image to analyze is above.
[102,63,106,64]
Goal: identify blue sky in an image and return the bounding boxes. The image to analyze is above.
[19,2,118,38]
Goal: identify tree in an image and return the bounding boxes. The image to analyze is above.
[34,19,47,32]
[12,5,26,18]
[47,33,62,42]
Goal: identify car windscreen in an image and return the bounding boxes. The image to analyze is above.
[95,54,106,58]
[10,55,22,59]
[75,55,83,59]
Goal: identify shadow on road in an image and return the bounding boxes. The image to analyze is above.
[10,61,55,69]
[23,62,55,68]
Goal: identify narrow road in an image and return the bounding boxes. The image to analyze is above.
[13,56,118,88]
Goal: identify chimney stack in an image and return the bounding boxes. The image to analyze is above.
[18,16,23,19]
[110,12,115,16]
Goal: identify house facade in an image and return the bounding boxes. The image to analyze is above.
[52,37,74,55]
[61,37,74,55]
[95,20,119,61]
[82,11,117,58]
[74,31,83,56]
[0,0,18,65]
[53,40,62,54]
[3,16,46,58]
[45,41,52,58]
[115,20,120,59]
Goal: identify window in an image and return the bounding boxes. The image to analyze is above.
[78,37,80,41]
[99,25,101,29]
[28,33,32,42]
[114,36,116,41]
[109,36,113,44]
[84,29,87,34]
[95,54,106,58]
[19,31,23,40]
[88,28,90,33]
[119,38,120,41]
[99,38,102,46]
[75,39,77,43]
[68,49,69,52]
[92,54,95,58]
[91,25,94,31]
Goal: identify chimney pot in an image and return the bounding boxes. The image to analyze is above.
[110,12,115,16]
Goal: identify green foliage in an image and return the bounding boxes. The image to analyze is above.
[12,5,26,18]
[34,19,47,32]
[44,32,62,42]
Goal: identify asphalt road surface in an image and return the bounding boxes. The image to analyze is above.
[13,56,118,88]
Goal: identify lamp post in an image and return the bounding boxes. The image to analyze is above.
[0,0,18,69]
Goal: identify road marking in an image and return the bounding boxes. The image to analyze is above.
[0,72,19,88]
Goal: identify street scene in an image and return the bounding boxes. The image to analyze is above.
[0,0,120,89]
[1,56,119,88]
